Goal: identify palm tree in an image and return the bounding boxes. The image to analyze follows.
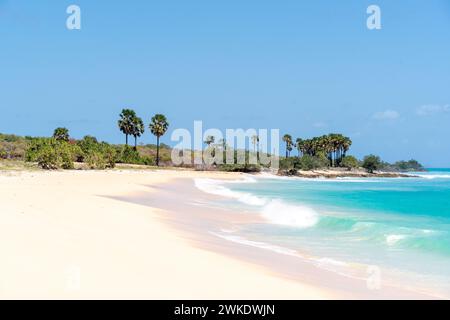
[219,138,227,151]
[295,138,303,157]
[53,127,69,142]
[204,135,215,146]
[118,109,137,146]
[132,116,145,149]
[282,134,293,158]
[149,114,169,166]
[251,135,258,153]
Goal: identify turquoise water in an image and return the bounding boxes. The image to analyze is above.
[202,169,450,296]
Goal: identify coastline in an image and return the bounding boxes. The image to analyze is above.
[278,169,418,179]
[0,168,439,299]
[0,169,336,299]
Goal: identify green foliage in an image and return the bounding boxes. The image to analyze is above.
[53,127,69,142]
[77,135,99,159]
[392,159,424,172]
[296,154,329,170]
[85,151,107,170]
[340,155,360,170]
[77,137,117,169]
[35,144,59,169]
[282,134,293,157]
[26,138,76,170]
[117,145,141,164]
[116,145,154,165]
[100,143,117,168]
[25,136,116,170]
[362,154,382,173]
[0,133,28,160]
[118,109,145,147]
[297,133,352,167]
[149,114,169,166]
[279,157,298,170]
[217,164,261,173]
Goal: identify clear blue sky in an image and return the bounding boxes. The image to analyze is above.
[1,0,450,167]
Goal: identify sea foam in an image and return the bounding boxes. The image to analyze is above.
[194,177,319,228]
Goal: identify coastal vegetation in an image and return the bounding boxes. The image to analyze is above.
[279,133,424,175]
[0,115,424,174]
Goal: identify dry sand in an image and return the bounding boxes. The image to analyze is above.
[0,169,336,299]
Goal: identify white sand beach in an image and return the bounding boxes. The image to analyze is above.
[0,169,339,299]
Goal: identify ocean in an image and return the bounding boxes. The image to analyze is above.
[195,169,450,298]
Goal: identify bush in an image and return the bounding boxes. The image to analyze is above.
[26,138,79,170]
[74,136,117,169]
[36,145,59,169]
[31,140,75,170]
[0,133,28,160]
[118,146,141,164]
[116,145,154,165]
[76,136,99,161]
[279,157,299,170]
[362,154,381,173]
[58,143,75,169]
[296,155,329,170]
[100,143,117,168]
[340,155,360,170]
[392,159,424,172]
[85,151,107,170]
[218,164,261,173]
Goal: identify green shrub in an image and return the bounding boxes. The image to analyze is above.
[57,142,75,169]
[296,155,329,170]
[76,136,99,161]
[218,164,261,173]
[26,138,77,170]
[36,144,60,170]
[279,157,298,170]
[0,134,28,160]
[340,155,360,170]
[99,143,117,168]
[85,151,107,170]
[116,145,153,165]
[362,154,382,173]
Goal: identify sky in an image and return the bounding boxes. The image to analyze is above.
[1,0,450,167]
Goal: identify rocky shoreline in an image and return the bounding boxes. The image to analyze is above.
[279,169,418,179]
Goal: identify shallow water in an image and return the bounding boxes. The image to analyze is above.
[194,170,450,298]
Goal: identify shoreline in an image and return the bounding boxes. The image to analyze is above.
[0,169,335,299]
[0,168,440,299]
[278,169,419,179]
[140,175,440,299]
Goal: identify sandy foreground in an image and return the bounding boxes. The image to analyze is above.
[0,169,338,299]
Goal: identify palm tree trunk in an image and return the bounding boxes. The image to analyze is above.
[257,142,259,161]
[156,136,160,166]
[126,134,128,146]
[134,136,137,149]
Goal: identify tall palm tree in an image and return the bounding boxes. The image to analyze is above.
[132,116,145,149]
[53,127,69,142]
[342,136,352,159]
[149,114,169,166]
[118,109,137,146]
[204,135,215,146]
[282,134,293,158]
[251,135,259,153]
[295,138,303,157]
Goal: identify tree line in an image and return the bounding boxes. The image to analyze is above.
[283,133,352,167]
